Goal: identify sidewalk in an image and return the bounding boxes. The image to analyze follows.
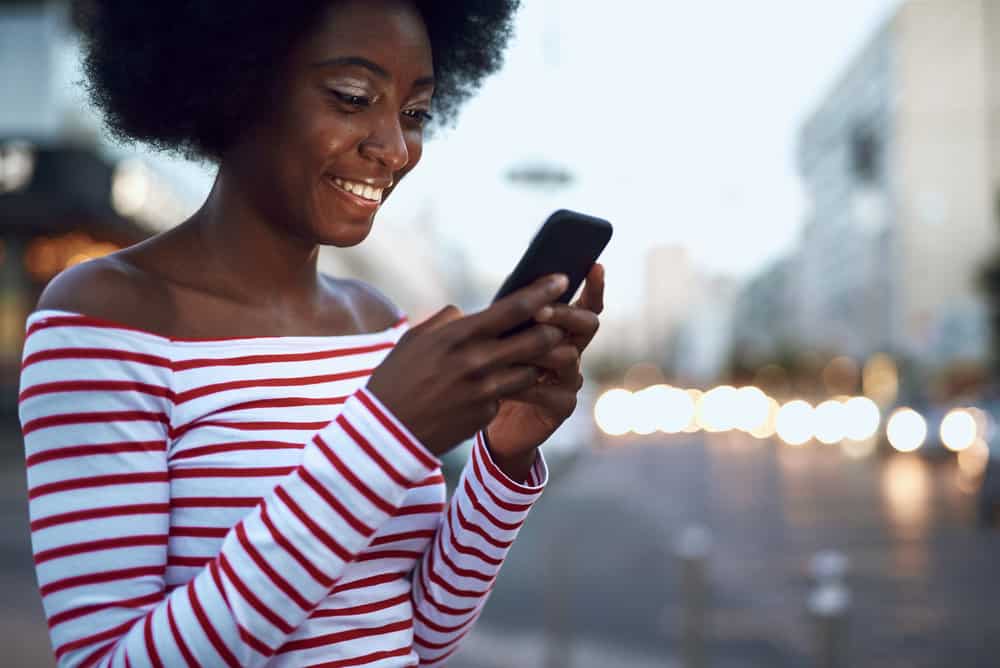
[448,624,679,668]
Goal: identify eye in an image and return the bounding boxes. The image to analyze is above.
[402,109,433,127]
[329,90,371,108]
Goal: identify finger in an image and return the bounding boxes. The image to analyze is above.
[504,385,578,419]
[573,263,605,314]
[413,304,464,335]
[473,364,541,400]
[460,323,565,378]
[452,274,569,341]
[528,344,580,382]
[535,304,600,348]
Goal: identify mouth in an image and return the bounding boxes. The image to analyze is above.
[326,176,385,208]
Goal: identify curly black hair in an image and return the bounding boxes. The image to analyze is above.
[73,1,520,160]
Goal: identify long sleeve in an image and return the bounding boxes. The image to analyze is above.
[411,431,547,665]
[20,322,440,668]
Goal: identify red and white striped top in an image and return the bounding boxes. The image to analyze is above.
[19,309,547,668]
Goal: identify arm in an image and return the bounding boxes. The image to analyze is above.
[21,320,439,667]
[410,431,547,665]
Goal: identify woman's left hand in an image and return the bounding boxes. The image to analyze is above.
[485,263,605,481]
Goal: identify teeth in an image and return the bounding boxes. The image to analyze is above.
[332,177,382,202]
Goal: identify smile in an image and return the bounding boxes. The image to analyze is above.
[329,176,384,203]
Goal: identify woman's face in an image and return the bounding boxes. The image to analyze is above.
[230,0,434,247]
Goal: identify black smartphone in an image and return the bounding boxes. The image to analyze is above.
[492,209,613,337]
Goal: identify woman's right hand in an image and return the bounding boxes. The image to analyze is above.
[366,273,570,456]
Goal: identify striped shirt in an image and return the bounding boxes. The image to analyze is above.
[19,309,547,668]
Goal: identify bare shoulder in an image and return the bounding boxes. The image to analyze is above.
[324,275,405,332]
[34,254,167,325]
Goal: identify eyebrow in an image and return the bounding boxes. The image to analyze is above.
[311,56,434,88]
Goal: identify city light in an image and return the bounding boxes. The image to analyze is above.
[842,396,881,441]
[594,389,634,436]
[682,389,703,433]
[940,409,977,452]
[697,385,738,432]
[957,438,990,477]
[0,140,35,192]
[886,408,927,453]
[748,397,780,439]
[776,400,815,446]
[814,399,847,444]
[630,385,662,435]
[659,386,697,434]
[111,158,151,217]
[23,232,120,282]
[734,386,771,433]
[863,353,899,406]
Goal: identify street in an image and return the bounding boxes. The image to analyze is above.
[450,434,1000,668]
[3,432,999,667]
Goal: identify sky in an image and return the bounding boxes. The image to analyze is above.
[148,0,903,322]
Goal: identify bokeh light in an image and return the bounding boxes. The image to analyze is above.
[734,386,771,433]
[630,385,663,435]
[776,400,814,446]
[886,408,926,453]
[112,158,151,216]
[843,396,881,441]
[682,389,703,433]
[594,389,633,436]
[697,385,738,432]
[957,438,990,478]
[813,399,847,444]
[940,409,977,452]
[863,353,899,406]
[659,386,697,434]
[749,397,781,439]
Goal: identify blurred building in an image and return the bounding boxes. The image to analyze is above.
[643,244,698,364]
[731,256,798,361]
[674,275,738,384]
[794,0,996,365]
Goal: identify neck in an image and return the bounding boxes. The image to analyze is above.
[186,166,323,309]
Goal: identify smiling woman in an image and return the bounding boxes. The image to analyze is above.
[19,1,608,667]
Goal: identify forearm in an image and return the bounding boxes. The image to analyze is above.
[411,432,547,665]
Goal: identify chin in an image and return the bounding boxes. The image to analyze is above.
[315,218,375,248]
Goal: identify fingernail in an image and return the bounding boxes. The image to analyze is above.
[535,306,554,321]
[550,274,569,292]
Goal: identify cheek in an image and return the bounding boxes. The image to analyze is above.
[406,134,424,168]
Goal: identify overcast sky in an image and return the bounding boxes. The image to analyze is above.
[150,0,902,321]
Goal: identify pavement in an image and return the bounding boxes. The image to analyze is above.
[3,429,1000,667]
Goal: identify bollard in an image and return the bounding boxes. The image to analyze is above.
[675,525,712,668]
[808,582,850,668]
[544,532,572,668]
[808,549,849,586]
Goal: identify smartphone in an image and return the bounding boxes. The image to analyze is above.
[492,209,613,337]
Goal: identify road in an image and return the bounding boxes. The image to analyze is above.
[3,431,999,667]
[450,433,1000,668]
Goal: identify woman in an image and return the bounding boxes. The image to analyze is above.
[19,1,604,666]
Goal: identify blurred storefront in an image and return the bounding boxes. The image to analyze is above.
[0,141,155,414]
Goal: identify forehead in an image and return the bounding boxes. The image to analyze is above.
[299,0,433,75]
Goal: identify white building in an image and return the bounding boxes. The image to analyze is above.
[795,0,997,365]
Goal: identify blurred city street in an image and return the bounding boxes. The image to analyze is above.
[4,428,999,667]
[450,433,1000,668]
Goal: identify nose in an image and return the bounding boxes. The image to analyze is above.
[360,112,409,172]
